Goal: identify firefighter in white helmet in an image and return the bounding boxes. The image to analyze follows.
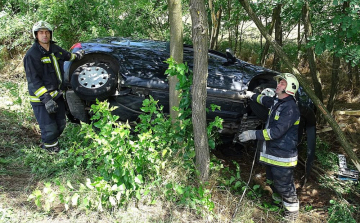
[23,21,84,152]
[239,73,300,222]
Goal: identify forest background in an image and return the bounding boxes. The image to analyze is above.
[0,0,360,222]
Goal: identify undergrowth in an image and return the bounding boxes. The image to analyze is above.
[23,59,226,220]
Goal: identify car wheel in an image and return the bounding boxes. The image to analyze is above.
[65,90,89,123]
[71,62,117,101]
[249,83,276,121]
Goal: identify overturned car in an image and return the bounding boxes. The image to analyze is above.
[63,38,316,162]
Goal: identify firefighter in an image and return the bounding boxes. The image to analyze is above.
[23,21,84,152]
[239,73,300,222]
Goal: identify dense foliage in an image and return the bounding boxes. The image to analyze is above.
[1,0,359,70]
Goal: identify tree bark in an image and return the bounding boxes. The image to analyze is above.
[272,4,282,71]
[297,19,301,51]
[347,61,353,87]
[209,0,222,50]
[327,54,340,114]
[238,0,360,172]
[302,0,323,103]
[189,0,210,182]
[355,65,359,86]
[168,0,183,122]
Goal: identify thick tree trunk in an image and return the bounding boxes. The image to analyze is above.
[209,0,222,50]
[327,54,340,114]
[272,4,282,71]
[189,0,210,182]
[238,0,360,172]
[302,1,323,103]
[168,0,183,122]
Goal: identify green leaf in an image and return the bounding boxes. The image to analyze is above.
[109,196,117,206]
[208,139,215,149]
[135,175,143,184]
[71,193,79,206]
[67,181,74,189]
[175,185,184,195]
[35,199,41,208]
[82,197,89,207]
[86,178,94,189]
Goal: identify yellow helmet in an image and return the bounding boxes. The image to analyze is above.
[32,21,53,40]
[274,73,299,96]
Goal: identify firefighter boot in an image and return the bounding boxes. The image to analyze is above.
[282,209,299,223]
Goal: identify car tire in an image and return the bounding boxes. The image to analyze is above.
[71,62,117,101]
[65,90,89,123]
[249,83,276,121]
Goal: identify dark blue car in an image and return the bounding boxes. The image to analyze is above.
[63,37,316,162]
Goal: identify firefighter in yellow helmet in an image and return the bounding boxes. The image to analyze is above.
[239,73,300,222]
[23,21,84,152]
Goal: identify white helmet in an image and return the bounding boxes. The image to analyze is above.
[274,73,299,96]
[32,21,53,40]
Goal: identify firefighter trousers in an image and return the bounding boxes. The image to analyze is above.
[266,165,299,212]
[31,96,66,148]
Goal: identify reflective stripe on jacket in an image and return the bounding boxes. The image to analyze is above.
[23,41,77,105]
[251,94,300,167]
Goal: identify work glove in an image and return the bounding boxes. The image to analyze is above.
[45,99,58,114]
[75,50,85,60]
[239,90,255,99]
[238,130,257,142]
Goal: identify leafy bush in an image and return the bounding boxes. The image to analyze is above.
[328,199,357,223]
[314,137,338,171]
[27,60,223,215]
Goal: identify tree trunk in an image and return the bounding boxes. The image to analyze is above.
[297,19,301,51]
[168,0,183,122]
[347,61,353,87]
[260,10,276,67]
[227,0,232,49]
[236,20,244,55]
[189,0,210,182]
[238,0,360,172]
[272,4,282,71]
[327,1,350,114]
[355,65,359,86]
[209,0,222,50]
[234,19,239,54]
[326,54,340,114]
[302,0,323,103]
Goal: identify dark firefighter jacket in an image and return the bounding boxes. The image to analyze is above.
[251,93,300,167]
[23,41,76,105]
